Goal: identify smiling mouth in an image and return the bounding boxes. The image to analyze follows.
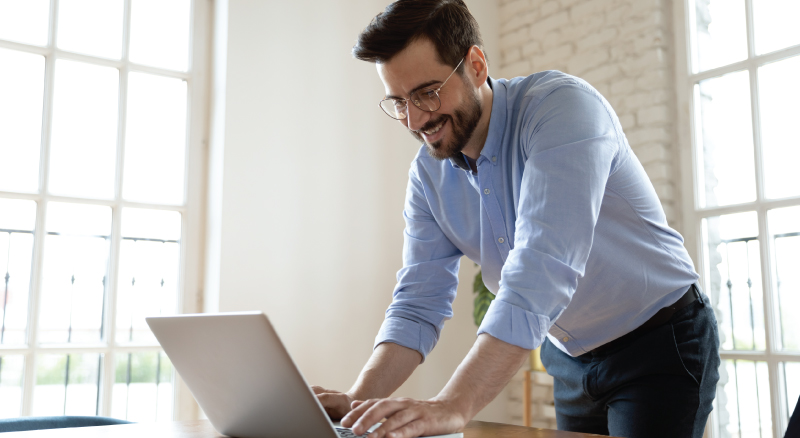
[423,118,446,135]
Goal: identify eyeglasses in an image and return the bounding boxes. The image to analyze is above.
[378,58,464,120]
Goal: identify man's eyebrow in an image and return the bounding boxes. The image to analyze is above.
[385,80,441,99]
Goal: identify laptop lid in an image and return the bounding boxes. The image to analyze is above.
[146,311,338,438]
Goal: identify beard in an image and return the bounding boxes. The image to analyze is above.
[410,90,482,161]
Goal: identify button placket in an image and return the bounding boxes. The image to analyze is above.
[477,167,511,261]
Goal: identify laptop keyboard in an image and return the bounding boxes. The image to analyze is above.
[336,427,370,438]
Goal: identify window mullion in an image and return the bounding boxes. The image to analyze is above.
[101,210,122,417]
[767,359,785,438]
[744,0,766,206]
[0,39,50,55]
[99,0,133,418]
[693,197,800,219]
[747,0,781,432]
[745,0,756,59]
[759,205,786,436]
[688,44,800,84]
[0,193,189,213]
[21,0,60,417]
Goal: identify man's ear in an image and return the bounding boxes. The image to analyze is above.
[465,45,489,87]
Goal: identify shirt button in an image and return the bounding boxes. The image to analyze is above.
[498,237,505,243]
[484,188,490,194]
[562,337,569,342]
[492,156,497,162]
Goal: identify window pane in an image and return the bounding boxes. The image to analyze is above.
[717,360,773,438]
[121,208,181,241]
[0,0,50,46]
[49,59,118,200]
[695,71,756,208]
[112,351,174,421]
[0,355,24,418]
[39,202,111,344]
[116,209,180,344]
[703,212,765,351]
[0,48,45,193]
[123,73,187,205]
[753,0,800,55]
[45,201,111,236]
[33,353,102,416]
[691,0,748,72]
[759,55,800,200]
[129,0,191,71]
[57,0,124,59]
[769,206,800,352]
[783,362,800,428]
[0,199,36,345]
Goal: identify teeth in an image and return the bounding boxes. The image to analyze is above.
[424,120,444,135]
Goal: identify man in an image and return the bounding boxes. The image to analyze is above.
[314,1,720,437]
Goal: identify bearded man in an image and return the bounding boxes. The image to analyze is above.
[313,1,721,438]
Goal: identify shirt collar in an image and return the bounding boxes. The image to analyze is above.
[449,77,507,171]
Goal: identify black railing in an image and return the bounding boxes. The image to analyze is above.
[774,232,800,351]
[1,228,34,345]
[121,238,179,343]
[720,236,759,351]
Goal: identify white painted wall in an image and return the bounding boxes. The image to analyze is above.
[206,0,508,423]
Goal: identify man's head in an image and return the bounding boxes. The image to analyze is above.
[353,0,492,161]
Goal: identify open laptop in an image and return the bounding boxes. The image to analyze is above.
[146,312,463,438]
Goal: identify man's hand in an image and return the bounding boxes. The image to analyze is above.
[313,344,423,421]
[341,397,467,438]
[312,386,357,420]
[340,334,528,438]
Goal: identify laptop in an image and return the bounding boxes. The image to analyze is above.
[146,312,463,438]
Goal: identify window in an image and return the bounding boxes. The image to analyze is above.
[0,0,208,421]
[676,0,800,436]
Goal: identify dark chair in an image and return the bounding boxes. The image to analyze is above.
[787,394,800,438]
[0,416,131,433]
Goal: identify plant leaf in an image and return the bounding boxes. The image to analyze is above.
[473,269,495,326]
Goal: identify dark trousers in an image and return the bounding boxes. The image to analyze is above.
[540,294,720,438]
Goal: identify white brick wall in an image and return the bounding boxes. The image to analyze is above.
[496,0,680,226]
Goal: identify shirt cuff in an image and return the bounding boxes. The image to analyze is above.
[374,316,438,363]
[476,299,551,350]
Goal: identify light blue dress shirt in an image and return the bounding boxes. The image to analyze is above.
[375,72,699,359]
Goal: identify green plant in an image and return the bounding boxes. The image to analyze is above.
[472,268,495,326]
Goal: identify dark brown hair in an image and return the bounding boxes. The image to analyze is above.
[353,0,485,69]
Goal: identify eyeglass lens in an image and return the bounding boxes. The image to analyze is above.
[380,90,441,120]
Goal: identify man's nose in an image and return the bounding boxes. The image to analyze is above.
[405,104,429,133]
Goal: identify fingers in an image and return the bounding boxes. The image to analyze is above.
[369,408,421,438]
[317,393,352,420]
[380,419,424,438]
[311,385,334,395]
[312,386,354,420]
[341,398,377,428]
[347,399,464,438]
[348,398,414,436]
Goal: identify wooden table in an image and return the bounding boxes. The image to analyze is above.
[0,420,604,438]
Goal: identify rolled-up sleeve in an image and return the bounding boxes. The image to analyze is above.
[477,85,621,350]
[375,165,463,361]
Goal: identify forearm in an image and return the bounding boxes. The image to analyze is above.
[433,333,529,420]
[349,342,423,400]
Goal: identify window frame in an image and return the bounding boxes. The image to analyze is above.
[673,0,800,436]
[0,0,210,420]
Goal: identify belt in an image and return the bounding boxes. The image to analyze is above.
[590,283,701,355]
